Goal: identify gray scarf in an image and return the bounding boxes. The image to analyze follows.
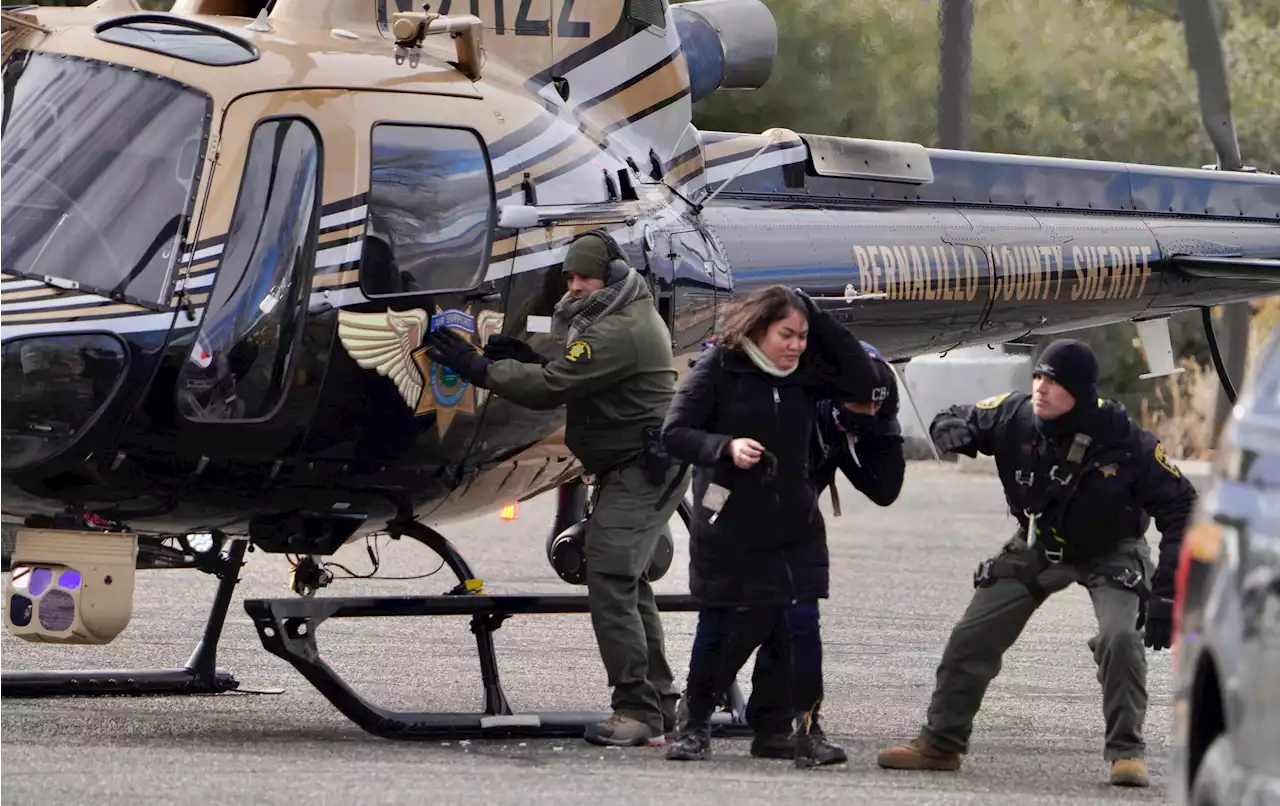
[552,267,645,343]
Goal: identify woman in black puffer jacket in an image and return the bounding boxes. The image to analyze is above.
[660,285,883,767]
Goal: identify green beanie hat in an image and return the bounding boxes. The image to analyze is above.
[562,235,611,280]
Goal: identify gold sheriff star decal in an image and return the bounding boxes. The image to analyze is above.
[337,306,504,438]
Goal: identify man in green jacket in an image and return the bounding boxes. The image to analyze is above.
[424,230,689,747]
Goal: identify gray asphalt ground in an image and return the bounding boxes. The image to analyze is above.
[1,461,1178,805]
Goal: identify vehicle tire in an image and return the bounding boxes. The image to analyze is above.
[1190,735,1236,806]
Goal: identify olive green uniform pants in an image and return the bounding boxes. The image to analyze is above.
[920,536,1153,762]
[585,463,691,733]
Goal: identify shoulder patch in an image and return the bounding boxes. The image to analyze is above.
[565,340,593,363]
[1154,441,1181,477]
[976,391,1013,410]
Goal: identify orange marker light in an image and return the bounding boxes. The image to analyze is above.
[500,504,518,521]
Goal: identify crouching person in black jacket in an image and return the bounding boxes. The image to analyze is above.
[733,341,906,761]
[659,285,882,767]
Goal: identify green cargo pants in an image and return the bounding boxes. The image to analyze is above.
[585,462,691,734]
[920,535,1153,762]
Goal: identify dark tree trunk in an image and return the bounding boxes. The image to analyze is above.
[937,0,973,150]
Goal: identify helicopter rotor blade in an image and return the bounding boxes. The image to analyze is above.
[1177,0,1244,171]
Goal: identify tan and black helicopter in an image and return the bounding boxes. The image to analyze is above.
[1,0,1277,739]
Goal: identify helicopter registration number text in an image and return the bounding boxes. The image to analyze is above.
[435,0,592,37]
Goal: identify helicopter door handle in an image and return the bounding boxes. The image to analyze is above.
[464,290,501,302]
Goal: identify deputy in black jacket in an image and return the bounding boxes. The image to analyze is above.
[876,339,1196,788]
[659,285,881,767]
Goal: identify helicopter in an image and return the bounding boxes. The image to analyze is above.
[1,0,1278,740]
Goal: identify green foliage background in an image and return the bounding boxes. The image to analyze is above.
[19,0,1280,435]
[692,0,1278,172]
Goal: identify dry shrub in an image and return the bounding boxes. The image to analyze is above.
[1249,297,1280,371]
[1138,357,1217,461]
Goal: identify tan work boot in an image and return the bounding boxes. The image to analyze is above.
[876,738,963,771]
[583,713,663,747]
[1110,758,1149,787]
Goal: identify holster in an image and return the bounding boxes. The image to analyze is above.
[1093,551,1152,628]
[974,551,1051,603]
[639,425,689,512]
[638,425,674,487]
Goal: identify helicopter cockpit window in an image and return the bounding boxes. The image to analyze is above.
[177,117,321,423]
[94,15,259,67]
[361,123,495,297]
[1,51,209,308]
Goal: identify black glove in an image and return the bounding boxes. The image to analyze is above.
[422,328,491,388]
[484,334,547,366]
[930,412,974,455]
[834,363,892,436]
[836,407,878,436]
[1143,595,1174,651]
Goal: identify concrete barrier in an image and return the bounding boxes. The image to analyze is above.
[895,345,1033,459]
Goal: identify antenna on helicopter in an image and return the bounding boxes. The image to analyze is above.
[690,128,785,214]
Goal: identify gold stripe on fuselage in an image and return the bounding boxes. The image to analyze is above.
[313,269,360,290]
[666,147,704,188]
[319,224,365,244]
[1,301,152,323]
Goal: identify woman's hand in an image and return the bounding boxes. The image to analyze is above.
[728,438,765,469]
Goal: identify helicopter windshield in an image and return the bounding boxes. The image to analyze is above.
[1,51,209,308]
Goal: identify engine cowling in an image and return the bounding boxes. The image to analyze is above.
[671,0,778,103]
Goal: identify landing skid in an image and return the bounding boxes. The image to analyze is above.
[1,538,279,698]
[244,519,751,740]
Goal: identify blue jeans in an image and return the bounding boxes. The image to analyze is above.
[684,600,823,734]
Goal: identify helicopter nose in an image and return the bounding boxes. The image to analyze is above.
[1,334,129,472]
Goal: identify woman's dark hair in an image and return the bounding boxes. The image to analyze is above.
[717,285,807,350]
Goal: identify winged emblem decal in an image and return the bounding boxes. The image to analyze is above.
[337,309,431,413]
[337,306,505,436]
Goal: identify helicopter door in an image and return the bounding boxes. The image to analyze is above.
[662,227,727,366]
[164,92,331,473]
[311,93,505,477]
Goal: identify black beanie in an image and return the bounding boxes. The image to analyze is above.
[1034,339,1099,409]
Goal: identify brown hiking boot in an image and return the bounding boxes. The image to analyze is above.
[1110,758,1149,787]
[876,738,962,771]
[584,714,662,747]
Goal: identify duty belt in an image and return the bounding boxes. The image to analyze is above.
[975,545,1149,607]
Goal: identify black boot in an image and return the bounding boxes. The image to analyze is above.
[665,719,711,761]
[750,731,795,759]
[793,707,848,769]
